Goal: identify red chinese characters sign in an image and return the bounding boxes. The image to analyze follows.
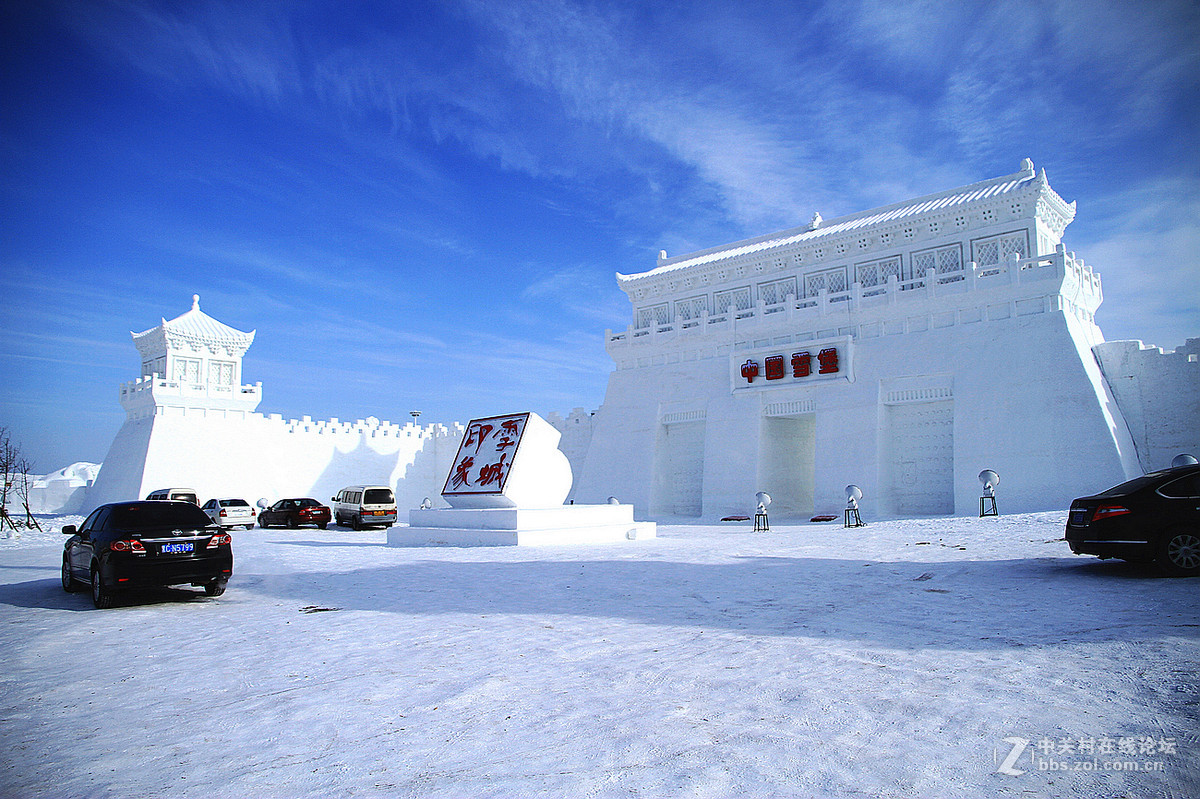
[443,412,529,496]
[732,337,851,391]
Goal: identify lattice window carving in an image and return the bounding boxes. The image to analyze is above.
[714,286,752,316]
[856,256,901,287]
[804,267,847,297]
[758,277,797,306]
[674,295,708,321]
[172,357,201,385]
[636,303,669,329]
[913,250,936,275]
[209,360,235,387]
[936,246,961,274]
[972,231,1028,266]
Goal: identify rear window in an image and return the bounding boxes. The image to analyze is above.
[1093,473,1168,497]
[364,489,394,504]
[298,498,322,508]
[1160,474,1200,499]
[109,503,213,531]
[220,499,250,507]
[171,493,198,504]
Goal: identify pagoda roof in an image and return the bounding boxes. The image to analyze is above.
[619,159,1075,285]
[132,295,256,355]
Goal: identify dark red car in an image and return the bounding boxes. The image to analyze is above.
[258,498,331,529]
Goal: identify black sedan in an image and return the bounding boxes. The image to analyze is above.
[1066,464,1200,576]
[62,501,233,608]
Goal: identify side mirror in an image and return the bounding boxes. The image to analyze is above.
[331,497,337,503]
[62,524,77,536]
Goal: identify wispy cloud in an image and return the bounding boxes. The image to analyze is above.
[66,1,303,104]
[1074,175,1200,349]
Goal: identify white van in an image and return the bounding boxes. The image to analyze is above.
[332,485,397,529]
[145,487,200,505]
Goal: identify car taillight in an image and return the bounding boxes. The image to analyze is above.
[250,508,256,516]
[219,509,228,517]
[207,533,232,549]
[1092,504,1131,521]
[110,539,146,554]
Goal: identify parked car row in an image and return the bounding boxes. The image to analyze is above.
[60,485,400,609]
[132,486,399,531]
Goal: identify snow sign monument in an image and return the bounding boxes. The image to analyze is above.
[388,411,655,546]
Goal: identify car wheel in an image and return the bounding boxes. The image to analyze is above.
[352,514,362,531]
[318,522,328,530]
[287,516,298,529]
[91,565,115,609]
[1158,530,1200,577]
[204,579,227,597]
[61,556,79,593]
[259,518,270,529]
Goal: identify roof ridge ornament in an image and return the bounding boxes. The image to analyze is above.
[1020,157,1034,174]
[192,294,201,312]
[809,212,822,231]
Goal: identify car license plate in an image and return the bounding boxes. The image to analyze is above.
[161,542,194,554]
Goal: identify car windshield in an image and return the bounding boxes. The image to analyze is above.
[364,489,394,504]
[110,503,212,531]
[220,499,249,507]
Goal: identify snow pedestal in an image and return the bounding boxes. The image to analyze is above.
[387,412,655,547]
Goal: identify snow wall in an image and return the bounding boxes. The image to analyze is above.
[82,409,595,515]
[1093,338,1200,473]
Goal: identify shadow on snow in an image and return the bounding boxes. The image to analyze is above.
[222,553,1200,651]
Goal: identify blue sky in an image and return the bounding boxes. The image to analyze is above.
[2,0,1198,472]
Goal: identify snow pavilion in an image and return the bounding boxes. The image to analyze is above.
[572,160,1199,518]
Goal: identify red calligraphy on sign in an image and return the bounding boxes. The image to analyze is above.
[764,355,785,380]
[464,423,493,454]
[791,351,811,378]
[477,453,508,487]
[501,419,521,436]
[817,347,839,374]
[741,360,760,383]
[451,456,474,489]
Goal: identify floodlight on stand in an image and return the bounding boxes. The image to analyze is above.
[978,469,1000,517]
[419,497,433,510]
[754,491,771,531]
[256,498,268,510]
[1172,454,1198,468]
[844,485,864,528]
[608,496,620,505]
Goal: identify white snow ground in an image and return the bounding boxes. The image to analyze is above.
[1,512,1196,798]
